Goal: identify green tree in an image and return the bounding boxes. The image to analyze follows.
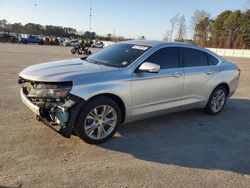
[0,19,8,31]
[195,17,211,47]
[106,33,112,41]
[24,23,43,35]
[83,31,91,39]
[211,10,232,48]
[224,10,242,48]
[239,9,250,48]
[90,32,96,39]
[9,23,23,33]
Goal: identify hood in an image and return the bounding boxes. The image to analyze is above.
[19,59,120,84]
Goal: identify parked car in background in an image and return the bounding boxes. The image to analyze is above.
[93,42,104,48]
[0,32,11,42]
[0,32,18,43]
[57,37,65,44]
[18,40,240,144]
[63,40,80,46]
[18,34,43,45]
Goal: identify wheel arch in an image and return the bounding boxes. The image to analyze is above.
[215,82,230,96]
[86,93,126,123]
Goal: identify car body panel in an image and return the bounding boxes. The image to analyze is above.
[181,65,220,108]
[69,68,133,121]
[20,89,40,115]
[19,35,42,44]
[131,67,184,120]
[19,59,120,83]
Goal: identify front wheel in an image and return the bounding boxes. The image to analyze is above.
[75,97,121,144]
[71,49,76,54]
[205,86,227,115]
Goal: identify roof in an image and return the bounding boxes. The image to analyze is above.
[121,40,165,47]
[120,40,221,59]
[121,40,196,48]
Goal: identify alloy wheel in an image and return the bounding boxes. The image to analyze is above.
[211,89,226,113]
[84,105,117,140]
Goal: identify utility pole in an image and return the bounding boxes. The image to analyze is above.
[89,0,92,32]
[113,28,116,42]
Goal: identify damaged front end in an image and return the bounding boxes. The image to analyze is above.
[18,77,84,137]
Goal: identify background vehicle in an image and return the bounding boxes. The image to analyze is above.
[18,40,240,144]
[63,40,80,46]
[71,45,92,55]
[93,42,104,48]
[19,34,43,44]
[0,32,12,42]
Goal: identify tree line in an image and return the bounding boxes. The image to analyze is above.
[164,8,250,49]
[0,20,80,38]
[0,20,130,42]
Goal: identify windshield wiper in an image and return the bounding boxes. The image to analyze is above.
[102,62,122,68]
[84,58,104,65]
[83,58,122,68]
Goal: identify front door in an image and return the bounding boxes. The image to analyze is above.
[131,47,184,119]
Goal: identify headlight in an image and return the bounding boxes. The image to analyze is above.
[27,82,72,99]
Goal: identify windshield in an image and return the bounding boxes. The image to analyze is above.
[85,43,150,67]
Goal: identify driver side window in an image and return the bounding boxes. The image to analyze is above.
[145,47,180,69]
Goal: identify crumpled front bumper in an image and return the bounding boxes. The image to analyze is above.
[20,87,85,138]
[20,88,40,115]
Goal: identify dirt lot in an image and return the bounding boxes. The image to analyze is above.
[0,43,250,188]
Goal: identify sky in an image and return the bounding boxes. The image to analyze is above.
[0,0,248,40]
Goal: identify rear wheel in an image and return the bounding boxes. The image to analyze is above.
[78,49,83,55]
[75,97,121,144]
[205,86,227,115]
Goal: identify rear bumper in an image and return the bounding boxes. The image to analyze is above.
[228,75,240,98]
[20,89,40,115]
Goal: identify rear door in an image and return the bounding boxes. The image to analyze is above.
[180,47,219,107]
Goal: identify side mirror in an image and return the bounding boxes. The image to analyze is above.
[138,62,160,73]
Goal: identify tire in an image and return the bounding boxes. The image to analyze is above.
[75,97,121,144]
[71,49,75,54]
[78,49,83,55]
[39,41,44,45]
[75,48,79,54]
[205,85,228,115]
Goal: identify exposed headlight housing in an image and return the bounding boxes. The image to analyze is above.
[27,87,71,99]
[25,82,72,99]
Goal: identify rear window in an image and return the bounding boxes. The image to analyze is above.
[182,48,208,67]
[207,54,219,65]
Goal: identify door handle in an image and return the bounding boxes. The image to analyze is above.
[205,70,214,75]
[172,72,183,78]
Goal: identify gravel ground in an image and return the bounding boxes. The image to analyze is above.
[0,43,250,188]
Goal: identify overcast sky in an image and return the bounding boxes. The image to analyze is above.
[0,0,248,39]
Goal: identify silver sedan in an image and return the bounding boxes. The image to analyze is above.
[18,40,240,144]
